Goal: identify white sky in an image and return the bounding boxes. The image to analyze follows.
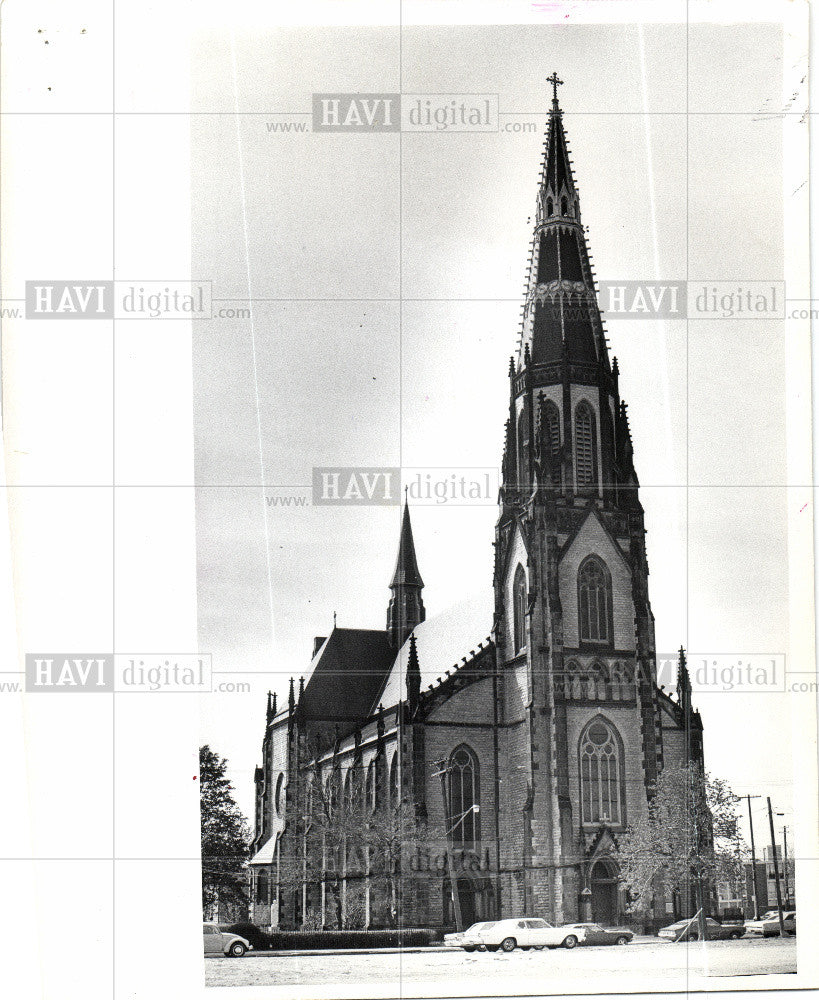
[194,20,799,837]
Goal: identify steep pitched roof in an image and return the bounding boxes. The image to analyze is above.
[298,627,395,723]
[373,588,494,712]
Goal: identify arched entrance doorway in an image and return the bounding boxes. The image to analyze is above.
[590,859,619,925]
[443,876,495,929]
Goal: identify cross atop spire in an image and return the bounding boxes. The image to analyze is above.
[547,71,563,106]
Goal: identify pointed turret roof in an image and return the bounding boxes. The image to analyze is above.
[390,501,424,589]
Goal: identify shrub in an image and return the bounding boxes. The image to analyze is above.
[220,924,442,951]
[273,929,441,950]
[224,922,273,950]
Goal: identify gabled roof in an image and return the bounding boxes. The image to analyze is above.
[373,588,494,712]
[298,627,395,722]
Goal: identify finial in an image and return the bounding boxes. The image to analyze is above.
[298,675,305,700]
[266,690,274,723]
[547,71,563,106]
[509,355,515,377]
[524,342,531,366]
[288,676,295,712]
[333,610,337,628]
[612,356,619,376]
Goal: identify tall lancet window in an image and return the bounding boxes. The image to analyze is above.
[574,402,597,490]
[512,564,527,654]
[578,556,611,645]
[544,401,562,486]
[447,745,480,847]
[580,717,623,825]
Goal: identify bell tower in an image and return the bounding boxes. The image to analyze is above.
[493,76,662,926]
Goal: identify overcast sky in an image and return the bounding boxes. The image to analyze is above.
[193,19,800,835]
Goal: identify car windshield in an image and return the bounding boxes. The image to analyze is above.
[471,922,496,931]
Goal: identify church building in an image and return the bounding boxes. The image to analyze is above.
[248,78,705,934]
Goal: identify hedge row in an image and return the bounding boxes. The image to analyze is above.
[223,923,442,950]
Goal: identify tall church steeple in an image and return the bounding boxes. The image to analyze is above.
[502,75,639,510]
[387,500,426,647]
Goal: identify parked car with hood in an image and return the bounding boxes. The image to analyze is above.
[745,910,795,937]
[658,917,744,942]
[445,918,587,952]
[203,922,251,956]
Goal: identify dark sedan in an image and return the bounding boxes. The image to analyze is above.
[566,923,633,946]
[659,917,744,942]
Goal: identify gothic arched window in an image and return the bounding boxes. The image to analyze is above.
[257,870,269,905]
[516,408,529,489]
[574,401,597,491]
[561,196,568,216]
[447,745,480,847]
[579,717,624,825]
[578,556,611,645]
[513,564,527,654]
[544,401,562,486]
[546,197,553,217]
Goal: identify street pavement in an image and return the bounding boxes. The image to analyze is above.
[204,936,797,996]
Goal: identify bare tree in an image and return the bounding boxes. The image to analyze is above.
[615,764,713,937]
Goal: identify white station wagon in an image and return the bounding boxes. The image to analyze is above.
[446,918,587,952]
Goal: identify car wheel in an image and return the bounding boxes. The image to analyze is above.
[485,945,499,952]
[730,931,743,940]
[616,936,629,946]
[228,942,246,957]
[563,935,578,949]
[521,946,532,951]
[463,946,476,953]
[500,937,517,953]
[534,946,545,951]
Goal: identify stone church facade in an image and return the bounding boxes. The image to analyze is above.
[248,81,705,933]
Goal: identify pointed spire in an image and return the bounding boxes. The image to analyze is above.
[288,676,295,713]
[266,690,274,724]
[677,647,692,714]
[406,631,421,716]
[390,502,424,588]
[387,501,426,647]
[517,76,609,372]
[298,676,305,702]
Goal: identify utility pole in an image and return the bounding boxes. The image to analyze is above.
[747,795,761,919]
[766,798,786,936]
[437,765,463,932]
[782,826,791,909]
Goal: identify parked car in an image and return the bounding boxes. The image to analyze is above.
[444,922,496,952]
[565,923,633,946]
[745,910,796,937]
[658,917,744,942]
[203,922,251,956]
[445,918,587,952]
